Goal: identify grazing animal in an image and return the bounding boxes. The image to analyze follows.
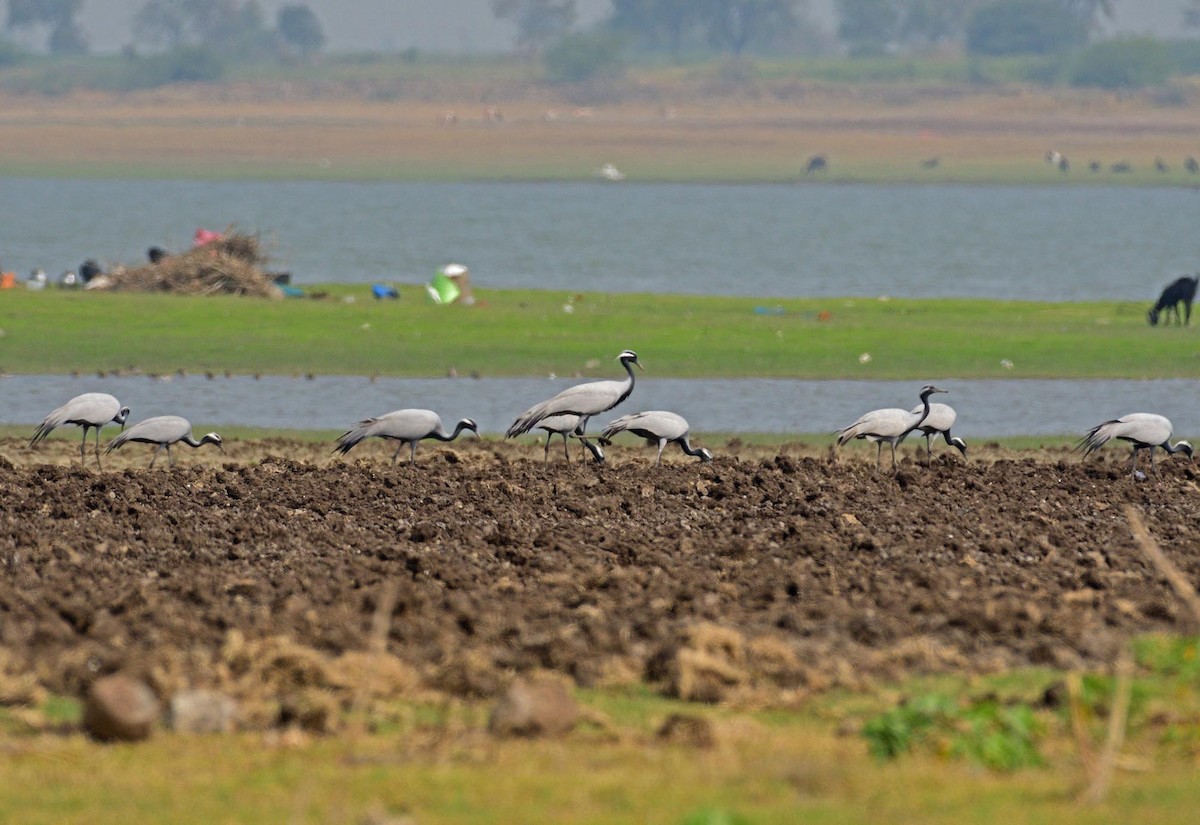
[835,385,948,470]
[333,409,477,465]
[105,415,222,468]
[1147,275,1198,326]
[600,411,713,465]
[1057,155,1069,173]
[1088,160,1101,172]
[1111,161,1132,173]
[534,413,605,463]
[908,402,967,463]
[1185,156,1198,174]
[805,154,828,174]
[1079,413,1192,477]
[506,350,641,461]
[30,392,130,468]
[1155,157,1169,173]
[1045,149,1063,166]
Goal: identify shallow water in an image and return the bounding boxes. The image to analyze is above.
[3,178,1198,301]
[4,374,1199,438]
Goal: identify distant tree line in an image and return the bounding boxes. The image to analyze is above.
[3,0,326,58]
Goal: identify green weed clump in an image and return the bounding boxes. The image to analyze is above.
[862,693,1044,772]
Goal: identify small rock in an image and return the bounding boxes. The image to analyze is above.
[488,678,579,738]
[83,674,160,742]
[656,713,715,748]
[168,690,239,734]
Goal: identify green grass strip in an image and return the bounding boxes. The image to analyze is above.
[0,285,1191,379]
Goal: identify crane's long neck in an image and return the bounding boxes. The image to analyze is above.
[907,393,934,434]
[430,421,474,442]
[1164,440,1189,454]
[678,436,707,459]
[615,357,637,406]
[181,434,204,448]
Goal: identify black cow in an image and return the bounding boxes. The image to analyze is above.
[1148,275,1199,326]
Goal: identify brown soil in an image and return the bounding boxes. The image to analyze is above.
[2,437,1197,715]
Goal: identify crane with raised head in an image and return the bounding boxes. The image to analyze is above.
[105,415,222,468]
[836,384,948,470]
[30,392,130,469]
[505,349,641,462]
[334,408,478,465]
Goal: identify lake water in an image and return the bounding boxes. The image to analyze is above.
[4,374,1199,438]
[2,177,1198,301]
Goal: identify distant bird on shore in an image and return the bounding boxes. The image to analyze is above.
[535,414,605,464]
[506,350,641,462]
[908,402,967,463]
[805,154,828,174]
[30,392,130,469]
[600,411,712,465]
[105,415,222,468]
[334,408,477,465]
[836,385,948,470]
[1079,413,1192,477]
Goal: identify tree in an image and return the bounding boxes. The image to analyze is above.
[703,0,801,57]
[6,0,88,55]
[491,0,577,56]
[836,0,900,56]
[132,0,270,55]
[543,31,624,82]
[965,0,1088,56]
[609,0,704,62]
[277,4,325,56]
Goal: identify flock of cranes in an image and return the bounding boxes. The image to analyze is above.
[23,349,1194,478]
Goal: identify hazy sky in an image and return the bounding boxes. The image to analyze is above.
[45,0,1200,55]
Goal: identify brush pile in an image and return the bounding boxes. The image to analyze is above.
[99,231,283,298]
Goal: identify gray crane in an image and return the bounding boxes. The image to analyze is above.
[105,415,223,468]
[505,349,641,462]
[600,410,712,465]
[534,414,605,463]
[836,384,948,469]
[1079,413,1192,477]
[908,401,968,463]
[334,408,478,465]
[30,392,130,468]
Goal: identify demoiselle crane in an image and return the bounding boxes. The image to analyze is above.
[600,411,712,465]
[105,415,223,468]
[535,414,605,464]
[334,408,478,465]
[908,402,967,463]
[835,384,948,470]
[505,349,641,462]
[30,392,130,468]
[1079,413,1192,477]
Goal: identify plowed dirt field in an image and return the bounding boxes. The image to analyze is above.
[2,437,1197,714]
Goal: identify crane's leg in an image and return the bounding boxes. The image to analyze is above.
[94,426,105,469]
[561,433,571,463]
[390,441,404,464]
[890,441,899,470]
[875,441,883,470]
[79,426,89,466]
[168,445,176,468]
[149,445,163,469]
[410,441,418,464]
[542,432,552,463]
[656,439,667,466]
[925,432,934,465]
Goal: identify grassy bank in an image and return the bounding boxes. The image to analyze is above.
[0,286,1191,380]
[3,655,1198,825]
